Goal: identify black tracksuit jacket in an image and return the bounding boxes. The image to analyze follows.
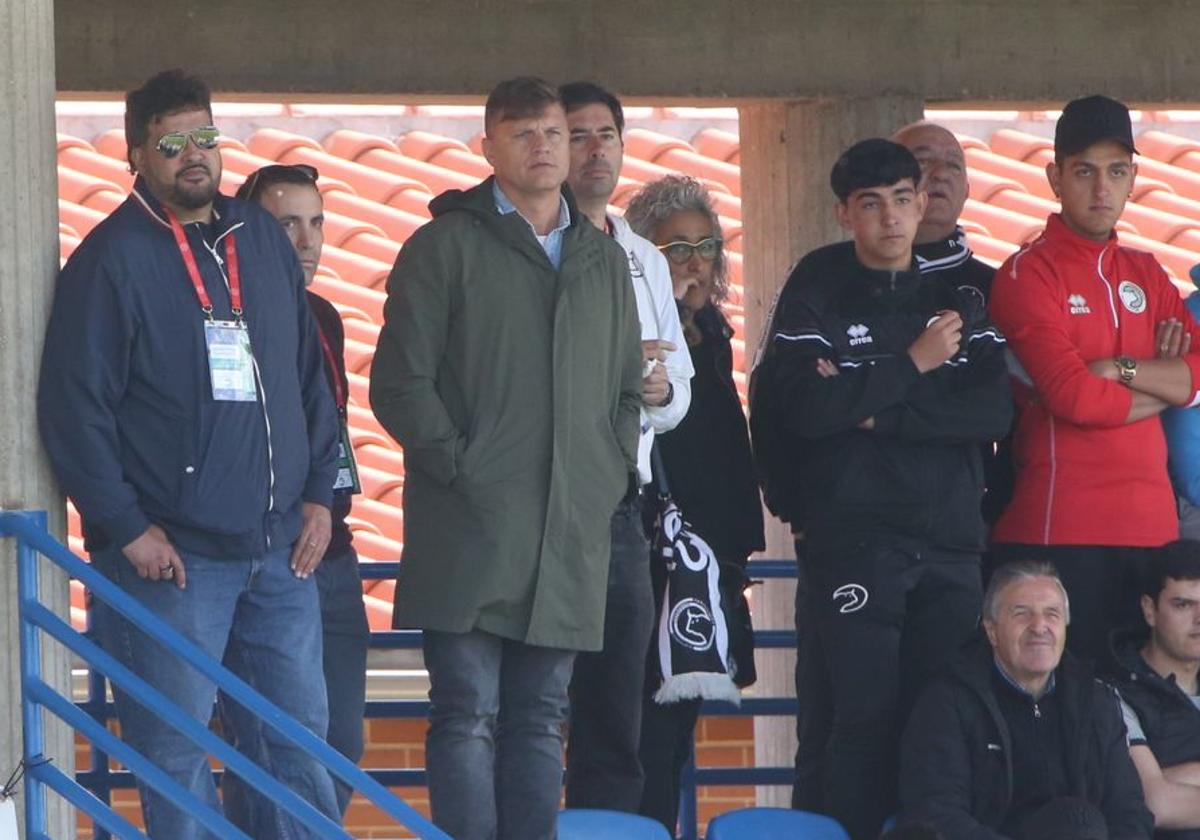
[750,240,1012,552]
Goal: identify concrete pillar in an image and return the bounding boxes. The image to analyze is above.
[739,95,923,807]
[0,0,76,836]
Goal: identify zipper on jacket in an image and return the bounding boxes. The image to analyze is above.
[199,223,278,546]
[1032,701,1042,719]
[1095,245,1119,329]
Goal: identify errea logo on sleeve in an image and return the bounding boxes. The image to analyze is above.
[1067,294,1091,315]
[847,324,873,346]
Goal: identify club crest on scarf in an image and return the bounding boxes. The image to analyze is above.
[651,498,740,705]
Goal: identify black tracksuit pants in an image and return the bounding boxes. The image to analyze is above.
[793,535,982,840]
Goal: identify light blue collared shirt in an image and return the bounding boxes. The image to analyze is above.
[493,181,571,270]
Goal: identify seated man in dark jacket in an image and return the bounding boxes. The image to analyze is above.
[1109,540,1200,837]
[901,560,1153,839]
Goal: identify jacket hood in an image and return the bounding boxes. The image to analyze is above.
[429,175,583,227]
[1107,625,1152,679]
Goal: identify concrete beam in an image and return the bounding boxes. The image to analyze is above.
[54,0,1200,105]
[2,0,76,835]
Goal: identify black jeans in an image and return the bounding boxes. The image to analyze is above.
[990,543,1152,665]
[564,496,656,811]
[796,536,982,840]
[638,696,702,833]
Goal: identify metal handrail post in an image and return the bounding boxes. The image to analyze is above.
[13,509,49,838]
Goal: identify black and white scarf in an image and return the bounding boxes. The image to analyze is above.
[648,449,740,705]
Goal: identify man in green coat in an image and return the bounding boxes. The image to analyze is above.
[370,77,643,840]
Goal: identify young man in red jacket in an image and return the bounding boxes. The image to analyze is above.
[988,94,1200,663]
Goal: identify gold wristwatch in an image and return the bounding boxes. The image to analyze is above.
[1114,356,1138,384]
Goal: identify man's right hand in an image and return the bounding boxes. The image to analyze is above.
[122,525,186,588]
[907,311,963,374]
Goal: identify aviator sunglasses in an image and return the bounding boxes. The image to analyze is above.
[155,125,221,158]
[657,237,723,265]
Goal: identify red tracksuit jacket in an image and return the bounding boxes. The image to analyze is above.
[988,214,1200,547]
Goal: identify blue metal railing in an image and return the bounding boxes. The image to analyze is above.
[10,507,796,840]
[3,509,448,840]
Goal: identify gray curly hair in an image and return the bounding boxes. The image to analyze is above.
[623,174,729,304]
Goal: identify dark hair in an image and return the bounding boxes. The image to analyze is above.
[484,77,561,136]
[558,81,625,136]
[124,69,212,169]
[1144,540,1200,601]
[983,559,1070,624]
[234,164,319,204]
[829,138,922,202]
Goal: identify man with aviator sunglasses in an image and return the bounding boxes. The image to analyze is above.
[39,69,341,839]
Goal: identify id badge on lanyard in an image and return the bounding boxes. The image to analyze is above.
[167,208,259,403]
[333,420,362,494]
[204,320,258,402]
[317,323,362,495]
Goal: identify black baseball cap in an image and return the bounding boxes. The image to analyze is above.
[1054,95,1138,158]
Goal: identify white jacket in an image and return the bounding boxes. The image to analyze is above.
[609,214,694,485]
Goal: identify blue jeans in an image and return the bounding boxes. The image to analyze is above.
[423,629,576,840]
[92,544,339,840]
[221,544,370,822]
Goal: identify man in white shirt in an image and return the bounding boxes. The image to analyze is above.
[559,79,694,812]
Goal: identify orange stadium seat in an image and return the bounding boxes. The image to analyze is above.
[987,129,1053,165]
[321,188,431,239]
[959,199,1046,246]
[342,337,376,375]
[964,148,1056,200]
[58,167,126,211]
[1134,158,1200,203]
[352,531,403,563]
[964,169,1028,202]
[91,129,128,161]
[59,199,108,238]
[317,245,392,292]
[58,143,135,191]
[309,275,386,322]
[346,371,373,410]
[1137,130,1200,172]
[691,128,740,164]
[964,232,1019,268]
[356,443,406,478]
[351,496,404,544]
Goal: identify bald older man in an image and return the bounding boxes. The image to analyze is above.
[893,121,994,306]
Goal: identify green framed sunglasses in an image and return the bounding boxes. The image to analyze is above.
[657,237,722,265]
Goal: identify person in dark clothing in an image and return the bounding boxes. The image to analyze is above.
[901,560,1152,840]
[892,120,1012,527]
[788,122,1014,817]
[750,138,1011,839]
[37,69,340,839]
[1108,541,1200,837]
[221,165,371,822]
[623,174,765,834]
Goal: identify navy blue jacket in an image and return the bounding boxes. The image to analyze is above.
[38,178,338,559]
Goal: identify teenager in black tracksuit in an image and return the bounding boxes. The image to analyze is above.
[751,139,1011,839]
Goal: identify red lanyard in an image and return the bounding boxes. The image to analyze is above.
[315,324,346,410]
[166,209,243,319]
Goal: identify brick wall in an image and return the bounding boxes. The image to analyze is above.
[75,714,756,838]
